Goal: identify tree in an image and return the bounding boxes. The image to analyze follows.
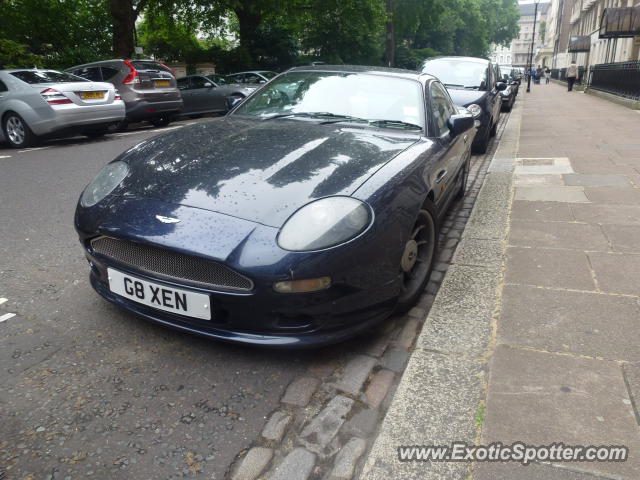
[109,0,150,58]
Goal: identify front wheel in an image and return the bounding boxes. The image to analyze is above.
[396,205,438,312]
[456,156,470,200]
[151,115,173,127]
[3,112,38,148]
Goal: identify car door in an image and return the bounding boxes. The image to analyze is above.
[188,75,217,113]
[177,77,196,114]
[428,81,466,209]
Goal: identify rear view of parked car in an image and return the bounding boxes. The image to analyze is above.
[0,69,125,148]
[497,66,520,111]
[66,59,182,130]
[421,56,506,154]
[176,75,257,116]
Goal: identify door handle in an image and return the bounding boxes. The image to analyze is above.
[463,134,468,143]
[436,169,447,184]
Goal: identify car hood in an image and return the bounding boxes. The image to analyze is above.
[115,118,420,227]
[444,88,487,107]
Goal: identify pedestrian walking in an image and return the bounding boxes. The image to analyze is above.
[566,61,578,91]
[545,67,551,84]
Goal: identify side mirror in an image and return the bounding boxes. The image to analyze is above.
[511,81,519,86]
[226,95,243,110]
[204,82,213,88]
[496,82,507,91]
[447,114,475,137]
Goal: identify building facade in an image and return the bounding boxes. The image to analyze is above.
[512,2,551,68]
[490,44,513,65]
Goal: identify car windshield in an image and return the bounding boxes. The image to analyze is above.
[10,70,89,84]
[233,71,424,129]
[206,74,228,85]
[422,59,488,90]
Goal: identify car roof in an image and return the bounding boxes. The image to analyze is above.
[229,71,275,75]
[1,68,61,73]
[285,64,436,82]
[423,56,490,64]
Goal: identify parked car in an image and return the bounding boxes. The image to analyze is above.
[225,71,278,85]
[421,56,506,153]
[66,59,182,130]
[0,69,125,148]
[498,66,520,111]
[176,75,257,116]
[75,65,475,347]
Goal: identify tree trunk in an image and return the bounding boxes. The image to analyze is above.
[234,6,262,64]
[110,0,136,58]
[384,0,395,67]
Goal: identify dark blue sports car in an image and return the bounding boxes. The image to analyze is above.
[75,65,475,347]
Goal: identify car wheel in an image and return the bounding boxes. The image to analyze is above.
[472,126,490,154]
[396,204,438,312]
[151,115,172,128]
[503,99,512,112]
[109,120,129,133]
[456,155,470,200]
[3,112,38,149]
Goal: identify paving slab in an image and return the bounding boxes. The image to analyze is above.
[562,174,631,187]
[515,186,589,202]
[570,204,640,225]
[483,346,640,480]
[505,247,595,290]
[584,186,640,204]
[622,364,640,426]
[361,353,483,480]
[475,461,622,480]
[602,224,640,253]
[511,200,574,222]
[509,221,609,251]
[515,173,566,185]
[498,285,640,362]
[588,252,640,296]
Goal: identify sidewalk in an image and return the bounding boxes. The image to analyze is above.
[361,83,640,479]
[478,82,640,479]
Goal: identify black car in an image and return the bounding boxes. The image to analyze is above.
[497,66,520,111]
[74,65,475,347]
[421,56,506,153]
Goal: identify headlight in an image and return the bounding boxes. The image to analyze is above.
[278,197,371,251]
[466,104,482,118]
[81,161,129,207]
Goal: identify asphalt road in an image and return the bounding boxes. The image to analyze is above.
[0,119,309,479]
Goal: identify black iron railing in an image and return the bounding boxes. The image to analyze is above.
[589,61,640,101]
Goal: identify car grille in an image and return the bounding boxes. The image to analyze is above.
[90,236,253,292]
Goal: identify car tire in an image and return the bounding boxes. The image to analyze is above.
[472,126,490,154]
[455,155,470,200]
[151,115,173,128]
[3,112,38,149]
[109,120,129,133]
[396,202,438,312]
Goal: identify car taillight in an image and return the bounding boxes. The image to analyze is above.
[114,89,122,100]
[41,88,72,105]
[123,60,140,85]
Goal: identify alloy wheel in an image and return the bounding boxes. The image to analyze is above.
[398,209,436,304]
[6,116,25,145]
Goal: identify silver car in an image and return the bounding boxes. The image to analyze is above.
[0,69,125,148]
[176,74,257,116]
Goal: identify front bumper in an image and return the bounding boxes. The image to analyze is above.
[76,198,402,348]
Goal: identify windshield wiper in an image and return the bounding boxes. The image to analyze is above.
[463,86,481,90]
[263,112,363,121]
[444,83,465,88]
[368,119,422,130]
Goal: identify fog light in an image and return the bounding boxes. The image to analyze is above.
[273,277,331,293]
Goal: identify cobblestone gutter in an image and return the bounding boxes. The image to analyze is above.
[224,110,516,480]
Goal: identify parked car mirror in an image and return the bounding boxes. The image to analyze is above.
[511,81,519,86]
[204,82,213,88]
[496,82,507,91]
[447,114,475,137]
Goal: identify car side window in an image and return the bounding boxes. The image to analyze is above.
[101,67,119,81]
[244,73,261,84]
[430,82,456,137]
[190,76,208,89]
[75,67,102,81]
[0,80,7,92]
[177,77,190,90]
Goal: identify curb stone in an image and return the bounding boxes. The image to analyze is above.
[359,101,522,480]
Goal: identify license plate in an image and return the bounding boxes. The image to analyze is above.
[81,91,105,99]
[107,268,211,320]
[154,80,170,87]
